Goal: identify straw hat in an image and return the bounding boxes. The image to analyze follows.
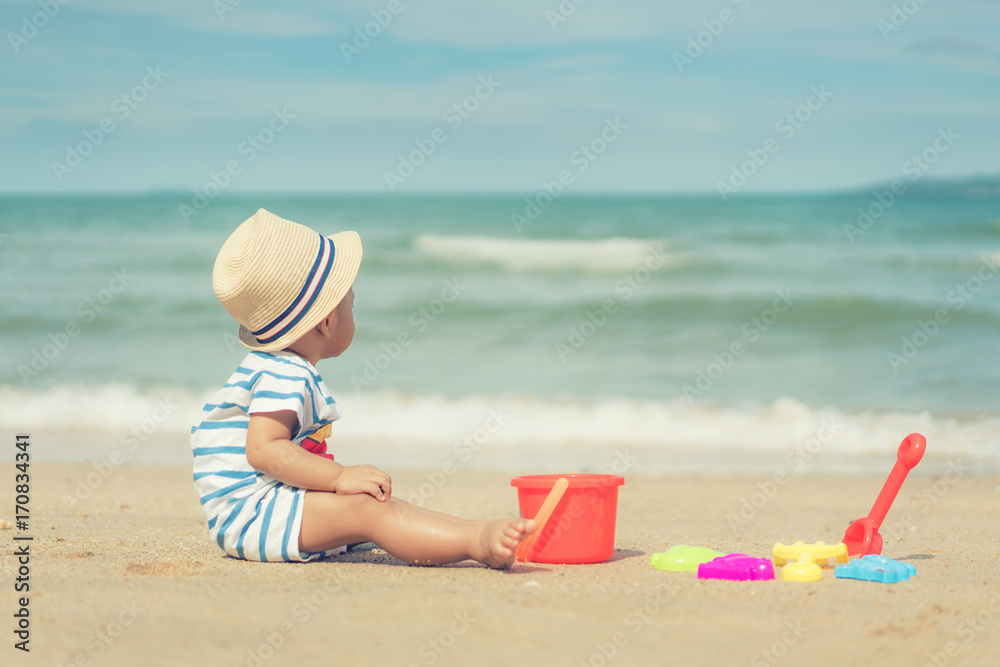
[213,209,362,352]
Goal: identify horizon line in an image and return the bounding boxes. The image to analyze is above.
[2,173,999,198]
[0,172,1000,199]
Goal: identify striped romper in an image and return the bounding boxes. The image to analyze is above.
[191,350,346,562]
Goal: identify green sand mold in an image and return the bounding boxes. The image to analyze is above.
[650,545,725,571]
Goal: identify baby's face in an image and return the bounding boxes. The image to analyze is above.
[323,287,355,358]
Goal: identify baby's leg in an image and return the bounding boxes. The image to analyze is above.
[300,491,536,569]
[394,497,490,524]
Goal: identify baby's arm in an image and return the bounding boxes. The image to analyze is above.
[245,411,391,501]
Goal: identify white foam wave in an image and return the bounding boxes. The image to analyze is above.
[1,384,997,468]
[975,251,1000,268]
[0,383,205,438]
[414,235,681,272]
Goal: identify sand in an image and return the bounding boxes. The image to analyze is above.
[2,462,999,667]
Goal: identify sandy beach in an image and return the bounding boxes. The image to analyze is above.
[3,462,998,667]
[5,3,1000,666]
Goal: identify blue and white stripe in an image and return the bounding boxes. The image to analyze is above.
[191,350,343,562]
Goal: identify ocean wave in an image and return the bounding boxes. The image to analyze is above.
[413,235,682,272]
[0,383,202,439]
[913,251,1000,273]
[975,251,1000,268]
[1,384,997,465]
[831,248,1000,274]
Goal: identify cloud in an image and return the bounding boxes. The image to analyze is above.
[64,0,342,37]
[193,8,343,37]
[525,53,625,73]
[692,115,724,131]
[900,37,1000,62]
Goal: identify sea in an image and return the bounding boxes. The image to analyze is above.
[2,187,999,474]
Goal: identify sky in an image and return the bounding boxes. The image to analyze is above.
[1,0,998,193]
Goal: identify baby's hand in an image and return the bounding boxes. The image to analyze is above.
[333,464,392,501]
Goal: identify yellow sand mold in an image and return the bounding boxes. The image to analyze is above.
[773,541,848,566]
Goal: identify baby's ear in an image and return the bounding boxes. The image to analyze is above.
[317,310,335,335]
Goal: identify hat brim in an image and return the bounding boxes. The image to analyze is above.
[236,230,362,352]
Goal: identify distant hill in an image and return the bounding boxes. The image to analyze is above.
[864,175,1000,196]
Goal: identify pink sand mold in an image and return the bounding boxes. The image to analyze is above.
[697,554,775,581]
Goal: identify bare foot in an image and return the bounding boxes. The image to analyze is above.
[474,518,537,570]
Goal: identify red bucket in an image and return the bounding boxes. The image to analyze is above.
[510,474,625,564]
